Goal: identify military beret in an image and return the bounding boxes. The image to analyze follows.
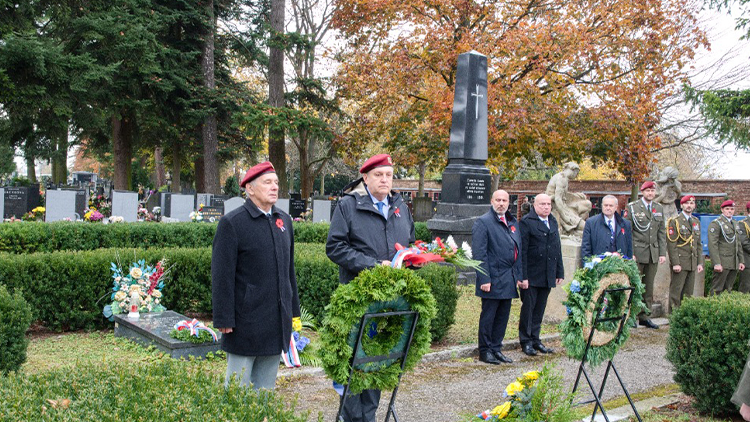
[360,154,394,174]
[680,195,695,205]
[640,181,655,191]
[746,201,750,210]
[721,200,735,208]
[240,161,275,187]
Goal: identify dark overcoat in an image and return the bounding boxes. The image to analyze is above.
[520,207,564,288]
[472,209,522,300]
[581,212,633,265]
[212,199,301,356]
[326,180,416,284]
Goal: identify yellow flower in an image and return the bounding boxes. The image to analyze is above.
[490,402,511,419]
[523,371,540,381]
[292,317,302,332]
[505,381,524,396]
[130,267,143,279]
[114,291,127,302]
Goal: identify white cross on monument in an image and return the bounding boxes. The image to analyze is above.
[470,84,483,120]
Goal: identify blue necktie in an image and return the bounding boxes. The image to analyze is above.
[543,219,549,229]
[608,219,615,251]
[376,201,386,218]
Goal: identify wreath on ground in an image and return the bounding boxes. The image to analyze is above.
[319,265,437,394]
[560,253,646,367]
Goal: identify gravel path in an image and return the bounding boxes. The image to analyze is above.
[276,327,674,421]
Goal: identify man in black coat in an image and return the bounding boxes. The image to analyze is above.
[326,153,415,422]
[519,193,563,356]
[212,161,301,390]
[472,189,521,365]
[581,195,633,264]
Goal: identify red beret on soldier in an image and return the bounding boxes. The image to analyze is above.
[721,199,735,208]
[640,181,655,191]
[359,154,393,174]
[746,201,750,210]
[240,161,275,187]
[680,195,695,205]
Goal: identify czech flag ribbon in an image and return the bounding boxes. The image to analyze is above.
[174,318,218,342]
[282,334,302,368]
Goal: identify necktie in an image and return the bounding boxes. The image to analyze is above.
[500,215,506,225]
[376,201,386,218]
[543,219,549,229]
[608,219,614,235]
[608,219,616,251]
[647,203,651,213]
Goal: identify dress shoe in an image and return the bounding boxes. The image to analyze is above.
[533,343,554,354]
[493,350,513,363]
[522,344,538,356]
[639,319,659,329]
[479,351,501,365]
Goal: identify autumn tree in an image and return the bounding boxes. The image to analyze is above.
[333,0,708,184]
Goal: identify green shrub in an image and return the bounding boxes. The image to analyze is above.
[0,285,34,373]
[666,292,750,415]
[0,360,311,421]
[416,263,459,342]
[293,222,331,244]
[702,259,741,296]
[414,222,431,242]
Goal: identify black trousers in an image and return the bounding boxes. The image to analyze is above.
[478,298,512,353]
[518,286,551,347]
[341,389,381,422]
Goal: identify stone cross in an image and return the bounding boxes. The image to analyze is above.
[471,84,483,120]
[447,50,488,163]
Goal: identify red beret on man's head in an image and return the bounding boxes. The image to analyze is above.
[680,195,695,205]
[746,201,750,210]
[359,154,394,174]
[721,200,735,208]
[240,161,275,187]
[640,181,655,191]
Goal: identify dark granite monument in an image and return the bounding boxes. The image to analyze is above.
[114,310,221,359]
[428,51,492,250]
[290,198,306,219]
[3,185,41,219]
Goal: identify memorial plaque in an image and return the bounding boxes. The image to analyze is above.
[196,193,213,209]
[4,187,30,218]
[200,206,223,222]
[313,199,332,223]
[211,195,229,208]
[111,190,139,222]
[276,198,290,214]
[167,194,195,222]
[113,310,221,359]
[45,190,78,221]
[290,198,306,219]
[223,197,245,215]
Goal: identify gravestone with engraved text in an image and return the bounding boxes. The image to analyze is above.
[4,185,41,219]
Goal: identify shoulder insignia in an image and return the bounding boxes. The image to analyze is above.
[710,227,715,233]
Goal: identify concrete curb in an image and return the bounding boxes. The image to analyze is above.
[580,393,683,422]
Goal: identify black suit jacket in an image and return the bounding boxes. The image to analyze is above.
[581,212,633,265]
[520,208,564,288]
[472,209,522,300]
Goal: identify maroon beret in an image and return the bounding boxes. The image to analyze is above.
[680,195,695,205]
[640,181,655,191]
[746,201,750,210]
[360,154,393,174]
[240,161,275,187]
[721,200,735,208]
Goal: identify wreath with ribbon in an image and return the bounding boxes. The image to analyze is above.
[560,253,646,367]
[319,265,437,394]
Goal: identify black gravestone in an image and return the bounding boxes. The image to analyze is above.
[211,195,229,208]
[3,185,41,218]
[201,206,223,221]
[113,310,221,359]
[161,192,172,217]
[290,198,306,219]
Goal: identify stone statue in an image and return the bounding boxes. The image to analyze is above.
[545,162,592,238]
[654,166,682,219]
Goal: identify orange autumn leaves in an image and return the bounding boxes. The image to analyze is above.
[332,0,708,181]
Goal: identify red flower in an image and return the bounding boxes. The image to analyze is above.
[652,207,656,214]
[394,208,401,217]
[510,226,516,233]
[436,237,445,249]
[621,228,625,234]
[276,218,286,232]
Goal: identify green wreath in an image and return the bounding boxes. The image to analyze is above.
[319,265,437,394]
[560,254,647,367]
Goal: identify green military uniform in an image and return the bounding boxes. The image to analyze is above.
[736,217,750,294]
[624,199,666,321]
[732,346,750,411]
[666,212,704,312]
[707,215,744,294]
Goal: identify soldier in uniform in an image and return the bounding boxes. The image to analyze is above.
[736,202,750,294]
[708,200,745,295]
[623,181,666,329]
[666,195,704,313]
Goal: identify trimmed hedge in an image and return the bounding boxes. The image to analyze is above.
[0,244,457,337]
[667,292,750,415]
[0,221,433,253]
[416,263,459,342]
[0,285,34,373]
[0,360,309,421]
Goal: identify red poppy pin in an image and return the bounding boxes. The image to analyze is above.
[275,218,285,232]
[693,223,699,231]
[668,227,674,235]
[510,225,516,233]
[652,207,657,214]
[394,208,401,218]
[620,228,625,235]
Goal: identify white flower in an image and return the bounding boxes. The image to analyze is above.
[446,235,458,251]
[114,291,127,301]
[209,217,215,223]
[152,206,161,214]
[461,241,473,259]
[189,211,196,219]
[592,257,602,264]
[130,267,143,279]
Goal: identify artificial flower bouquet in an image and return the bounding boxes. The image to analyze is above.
[102,257,170,320]
[392,235,485,273]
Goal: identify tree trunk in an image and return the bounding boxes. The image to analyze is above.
[417,162,426,197]
[25,154,36,183]
[195,153,205,193]
[268,0,287,197]
[154,147,165,188]
[319,172,325,196]
[171,141,181,193]
[201,0,220,194]
[112,114,134,190]
[51,126,68,185]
